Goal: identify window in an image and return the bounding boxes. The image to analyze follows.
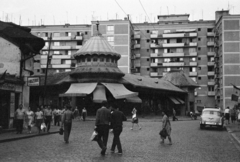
[189,48,196,53]
[190,67,196,72]
[68,51,71,56]
[66,32,71,36]
[198,38,201,41]
[45,33,48,37]
[54,42,60,46]
[54,51,60,54]
[77,40,82,45]
[198,67,201,70]
[85,31,88,35]
[93,57,98,62]
[198,47,201,51]
[198,77,201,80]
[107,26,114,31]
[87,57,91,62]
[147,39,150,43]
[147,49,149,52]
[208,47,214,52]
[147,68,149,71]
[107,36,114,42]
[190,57,196,62]
[53,32,60,37]
[100,57,104,62]
[106,58,110,62]
[77,32,81,36]
[155,49,158,53]
[111,58,114,63]
[147,30,150,33]
[177,38,182,43]
[208,86,214,91]
[198,57,201,60]
[176,48,183,53]
[198,28,201,31]
[147,58,149,61]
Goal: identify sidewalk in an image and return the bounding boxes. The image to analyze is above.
[225,122,240,144]
[0,124,60,143]
[0,115,192,143]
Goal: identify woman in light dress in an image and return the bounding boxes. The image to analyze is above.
[160,111,172,145]
[26,107,34,133]
[131,107,141,130]
[35,107,44,134]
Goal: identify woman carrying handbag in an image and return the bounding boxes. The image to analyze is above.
[160,111,172,145]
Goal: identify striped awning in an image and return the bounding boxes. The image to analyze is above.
[169,97,180,104]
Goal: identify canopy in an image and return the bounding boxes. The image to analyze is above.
[93,85,107,103]
[176,97,185,104]
[59,83,97,97]
[125,96,142,103]
[169,96,180,104]
[102,83,138,99]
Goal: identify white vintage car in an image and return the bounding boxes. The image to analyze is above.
[200,108,224,129]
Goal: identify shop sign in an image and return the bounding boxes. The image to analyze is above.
[0,83,15,91]
[27,77,40,86]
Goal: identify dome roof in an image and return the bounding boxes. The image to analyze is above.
[73,35,121,59]
[161,70,199,88]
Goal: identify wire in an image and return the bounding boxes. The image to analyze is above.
[114,0,128,16]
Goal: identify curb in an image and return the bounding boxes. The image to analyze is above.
[226,127,240,144]
[0,131,59,143]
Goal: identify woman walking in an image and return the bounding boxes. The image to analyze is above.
[26,107,34,133]
[131,107,141,130]
[35,107,44,134]
[160,111,172,145]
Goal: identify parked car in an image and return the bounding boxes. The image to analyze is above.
[200,108,224,130]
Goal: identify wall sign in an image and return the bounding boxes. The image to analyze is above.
[27,77,40,86]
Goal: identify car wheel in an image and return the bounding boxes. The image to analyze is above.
[200,124,204,129]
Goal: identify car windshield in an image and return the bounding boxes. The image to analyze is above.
[202,110,220,116]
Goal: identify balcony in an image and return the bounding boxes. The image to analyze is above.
[134,44,141,49]
[208,91,215,96]
[189,52,197,56]
[150,63,158,67]
[150,72,158,77]
[75,36,83,40]
[207,32,214,37]
[189,72,197,76]
[208,71,215,76]
[207,52,215,56]
[163,43,185,48]
[150,43,161,48]
[207,62,214,66]
[52,36,71,41]
[135,54,141,58]
[52,55,71,59]
[162,33,184,38]
[134,34,141,39]
[162,53,184,57]
[162,62,184,66]
[189,42,197,46]
[189,62,197,66]
[208,81,215,86]
[150,34,158,38]
[207,42,214,46]
[41,37,48,40]
[75,45,83,49]
[150,53,160,57]
[52,46,71,50]
[52,64,71,68]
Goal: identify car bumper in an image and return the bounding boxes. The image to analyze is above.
[200,121,223,126]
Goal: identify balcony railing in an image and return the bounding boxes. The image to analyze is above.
[52,64,71,68]
[52,46,71,50]
[75,36,83,40]
[207,52,215,56]
[207,32,214,37]
[189,52,197,56]
[150,34,158,38]
[150,53,160,57]
[52,36,72,41]
[189,72,197,76]
[134,44,141,49]
[150,63,158,67]
[162,62,184,66]
[207,42,214,46]
[135,54,141,58]
[207,62,215,66]
[134,35,141,39]
[189,62,197,66]
[150,72,158,77]
[208,81,215,85]
[162,53,184,57]
[208,71,215,76]
[208,91,215,96]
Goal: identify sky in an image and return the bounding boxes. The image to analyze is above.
[0,0,239,26]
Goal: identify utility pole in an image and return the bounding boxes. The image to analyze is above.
[43,33,52,104]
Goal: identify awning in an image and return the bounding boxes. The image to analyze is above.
[102,83,138,99]
[176,97,185,104]
[126,96,142,103]
[169,96,180,104]
[59,83,97,97]
[93,85,107,103]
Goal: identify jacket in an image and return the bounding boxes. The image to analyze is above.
[111,110,127,128]
[95,107,111,126]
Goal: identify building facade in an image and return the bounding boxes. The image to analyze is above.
[27,10,240,111]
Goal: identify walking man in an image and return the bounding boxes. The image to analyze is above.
[61,105,74,143]
[172,108,178,121]
[95,101,111,155]
[82,107,87,121]
[44,105,53,133]
[15,104,25,134]
[110,106,127,154]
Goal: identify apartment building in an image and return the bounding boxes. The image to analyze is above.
[27,10,240,110]
[29,24,92,75]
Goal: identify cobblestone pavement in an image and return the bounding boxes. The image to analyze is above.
[0,119,240,162]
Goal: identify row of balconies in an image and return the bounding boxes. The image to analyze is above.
[150,52,197,58]
[194,91,215,96]
[150,42,198,48]
[41,36,83,41]
[40,64,72,68]
[149,62,198,67]
[150,32,198,39]
[42,45,82,50]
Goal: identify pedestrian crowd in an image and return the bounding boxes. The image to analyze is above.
[224,106,240,126]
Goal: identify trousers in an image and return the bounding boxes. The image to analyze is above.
[111,127,123,153]
[96,125,109,150]
[64,122,72,142]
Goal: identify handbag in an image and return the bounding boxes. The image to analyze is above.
[159,117,169,139]
[41,123,46,130]
[59,127,64,135]
[90,130,99,141]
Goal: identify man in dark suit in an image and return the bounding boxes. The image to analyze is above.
[110,106,127,154]
[95,101,111,155]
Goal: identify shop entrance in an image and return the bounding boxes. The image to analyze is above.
[0,91,10,129]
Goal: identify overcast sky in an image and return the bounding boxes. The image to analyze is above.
[0,0,239,26]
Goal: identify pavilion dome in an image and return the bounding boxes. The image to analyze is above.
[73,35,121,59]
